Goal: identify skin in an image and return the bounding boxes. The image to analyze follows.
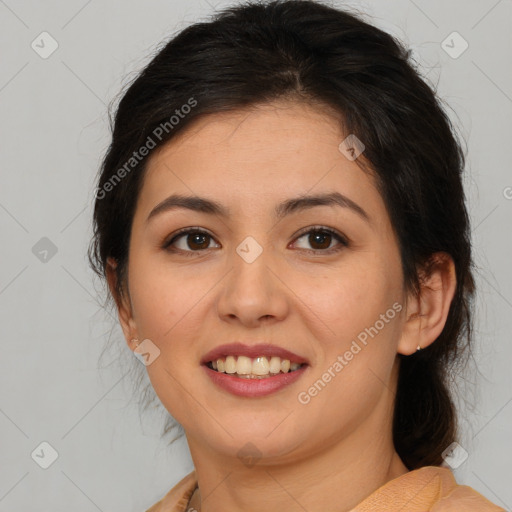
[108,100,456,512]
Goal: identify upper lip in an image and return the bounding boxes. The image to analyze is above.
[201,342,309,365]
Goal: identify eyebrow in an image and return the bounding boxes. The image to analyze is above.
[146,192,370,223]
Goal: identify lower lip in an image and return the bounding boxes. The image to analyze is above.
[203,364,308,397]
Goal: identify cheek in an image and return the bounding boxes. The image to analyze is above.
[126,257,205,421]
[129,279,176,339]
[127,250,213,395]
[296,256,402,341]
[128,249,199,337]
[295,277,402,429]
[295,255,404,407]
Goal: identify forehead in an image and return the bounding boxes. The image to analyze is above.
[137,101,385,224]
[149,100,344,165]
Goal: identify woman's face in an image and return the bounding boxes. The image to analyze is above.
[120,100,409,464]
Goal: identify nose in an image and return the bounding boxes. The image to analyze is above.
[216,240,289,328]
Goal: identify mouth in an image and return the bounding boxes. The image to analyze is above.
[201,342,309,396]
[206,355,306,379]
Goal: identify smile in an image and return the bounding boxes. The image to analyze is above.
[201,342,309,397]
[207,355,304,379]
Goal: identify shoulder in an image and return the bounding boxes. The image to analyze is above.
[431,482,506,511]
[350,465,505,511]
[145,471,198,512]
[408,466,505,512]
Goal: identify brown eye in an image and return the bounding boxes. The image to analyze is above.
[164,229,219,253]
[163,226,347,256]
[293,227,348,253]
[308,231,332,250]
[184,232,211,250]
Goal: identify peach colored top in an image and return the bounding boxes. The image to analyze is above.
[145,466,505,511]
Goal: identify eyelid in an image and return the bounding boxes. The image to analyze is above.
[162,225,349,254]
[162,226,218,249]
[292,225,349,246]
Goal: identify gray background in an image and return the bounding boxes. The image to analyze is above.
[0,0,511,510]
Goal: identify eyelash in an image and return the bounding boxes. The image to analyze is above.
[162,225,349,257]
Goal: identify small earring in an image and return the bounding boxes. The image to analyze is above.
[416,344,421,351]
[131,338,140,348]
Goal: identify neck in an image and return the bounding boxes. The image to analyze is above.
[186,383,409,512]
[188,438,408,512]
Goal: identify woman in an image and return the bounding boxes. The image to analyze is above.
[89,1,504,510]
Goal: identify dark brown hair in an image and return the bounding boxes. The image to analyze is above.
[89,0,475,470]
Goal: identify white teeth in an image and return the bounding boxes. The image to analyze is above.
[269,356,281,374]
[208,355,304,377]
[236,355,252,375]
[225,355,237,374]
[252,356,270,375]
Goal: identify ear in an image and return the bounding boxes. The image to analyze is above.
[106,257,139,352]
[398,252,457,356]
